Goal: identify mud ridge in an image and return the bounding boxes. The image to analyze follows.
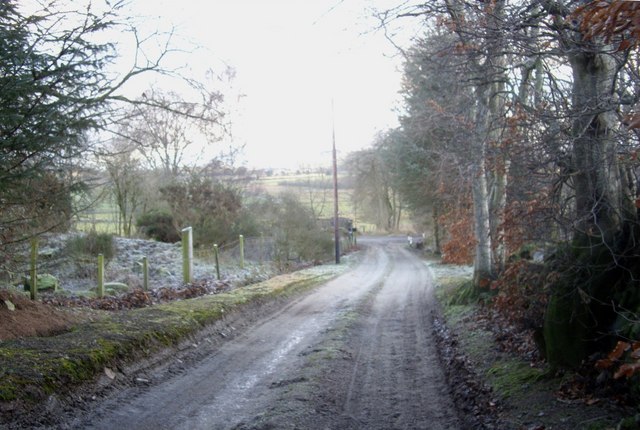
[431,311,505,429]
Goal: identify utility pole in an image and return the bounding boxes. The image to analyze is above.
[332,100,340,264]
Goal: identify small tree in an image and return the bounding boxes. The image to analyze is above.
[346,145,401,232]
[249,193,333,266]
[160,174,243,247]
[103,139,145,236]
[117,81,230,180]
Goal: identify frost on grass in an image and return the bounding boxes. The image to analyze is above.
[425,260,473,282]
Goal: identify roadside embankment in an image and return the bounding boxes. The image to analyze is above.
[428,260,634,430]
[0,263,347,425]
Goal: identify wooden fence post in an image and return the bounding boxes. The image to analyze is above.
[142,256,149,291]
[213,244,220,280]
[182,227,193,284]
[29,238,38,300]
[97,254,104,298]
[239,234,245,269]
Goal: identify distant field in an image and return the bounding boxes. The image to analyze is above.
[73,173,378,235]
[250,173,375,232]
[73,192,121,234]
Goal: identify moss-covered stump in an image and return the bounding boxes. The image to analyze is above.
[543,286,590,368]
[543,235,640,369]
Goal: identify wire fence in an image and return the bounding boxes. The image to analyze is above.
[2,230,356,297]
[194,236,278,264]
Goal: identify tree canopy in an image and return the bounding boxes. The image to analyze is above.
[374,0,640,370]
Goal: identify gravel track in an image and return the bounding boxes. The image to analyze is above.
[66,236,461,429]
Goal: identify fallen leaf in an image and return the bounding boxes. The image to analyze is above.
[608,341,630,361]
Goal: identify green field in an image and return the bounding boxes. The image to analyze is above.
[74,197,120,234]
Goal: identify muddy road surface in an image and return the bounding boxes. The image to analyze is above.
[73,236,460,429]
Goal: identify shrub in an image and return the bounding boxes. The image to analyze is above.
[136,211,180,243]
[248,192,333,267]
[65,231,115,261]
[160,176,243,246]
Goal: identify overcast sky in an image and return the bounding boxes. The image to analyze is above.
[121,1,420,169]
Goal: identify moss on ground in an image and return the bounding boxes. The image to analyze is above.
[486,360,545,399]
[0,265,345,404]
[433,272,628,429]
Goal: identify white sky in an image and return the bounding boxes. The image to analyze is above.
[116,0,421,169]
[12,0,415,170]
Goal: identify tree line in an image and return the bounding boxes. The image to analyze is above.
[351,1,640,371]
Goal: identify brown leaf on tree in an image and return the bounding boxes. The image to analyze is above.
[572,1,640,51]
[595,357,614,369]
[608,340,631,361]
[614,362,640,379]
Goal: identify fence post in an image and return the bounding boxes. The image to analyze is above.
[239,234,245,269]
[142,256,149,291]
[97,253,104,298]
[29,238,38,300]
[213,244,220,280]
[182,227,193,284]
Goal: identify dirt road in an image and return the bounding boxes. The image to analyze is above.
[73,236,460,429]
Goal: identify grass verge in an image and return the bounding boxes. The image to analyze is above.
[0,264,347,406]
[432,271,629,430]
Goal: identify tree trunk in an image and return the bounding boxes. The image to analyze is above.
[433,204,441,254]
[492,158,509,272]
[445,0,506,287]
[569,49,623,241]
[472,156,494,286]
[489,55,509,272]
[544,22,631,369]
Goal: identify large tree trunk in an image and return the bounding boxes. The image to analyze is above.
[570,50,623,240]
[472,82,495,286]
[472,156,494,286]
[544,22,632,368]
[492,158,509,272]
[445,0,506,287]
[489,59,509,273]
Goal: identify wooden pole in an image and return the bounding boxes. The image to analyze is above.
[239,234,245,269]
[181,227,193,284]
[213,244,220,280]
[97,254,104,298]
[142,256,149,291]
[29,238,38,300]
[332,100,340,264]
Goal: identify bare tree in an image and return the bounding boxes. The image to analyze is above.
[103,139,145,236]
[117,84,228,179]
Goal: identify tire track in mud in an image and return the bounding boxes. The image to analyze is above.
[338,245,461,429]
[245,240,461,430]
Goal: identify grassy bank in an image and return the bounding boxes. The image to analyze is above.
[431,269,630,430]
[0,265,347,407]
